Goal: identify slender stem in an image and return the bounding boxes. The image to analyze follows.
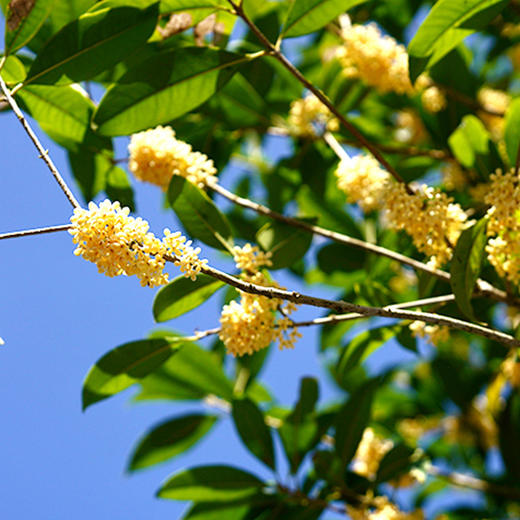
[0,73,80,209]
[0,224,72,241]
[226,0,412,193]
[208,181,515,306]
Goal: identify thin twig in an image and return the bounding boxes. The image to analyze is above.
[208,181,515,306]
[226,0,412,193]
[0,73,80,209]
[0,224,72,241]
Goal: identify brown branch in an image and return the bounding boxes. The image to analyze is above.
[0,73,80,209]
[208,181,515,306]
[225,0,413,193]
[0,224,72,241]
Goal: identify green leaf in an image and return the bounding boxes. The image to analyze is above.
[168,176,233,250]
[450,217,488,321]
[498,391,520,480]
[93,47,246,136]
[157,465,264,501]
[128,413,217,471]
[256,221,312,270]
[90,0,226,15]
[68,148,110,202]
[375,443,416,484]
[5,0,55,54]
[0,54,27,85]
[105,164,135,210]
[232,397,275,470]
[154,274,224,322]
[505,98,520,167]
[334,379,377,466]
[182,501,263,520]
[16,84,93,149]
[408,0,508,81]
[136,341,234,401]
[25,5,158,85]
[336,326,397,380]
[82,337,181,410]
[281,0,367,38]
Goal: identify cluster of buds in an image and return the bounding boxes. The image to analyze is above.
[478,87,510,140]
[69,200,207,287]
[128,125,217,190]
[287,94,339,137]
[219,244,301,356]
[394,109,428,144]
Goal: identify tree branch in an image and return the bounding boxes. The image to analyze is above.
[0,73,80,209]
[0,224,72,240]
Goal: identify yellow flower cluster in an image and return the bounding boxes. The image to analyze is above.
[383,183,468,267]
[485,169,520,284]
[335,154,390,212]
[69,200,206,287]
[352,427,393,480]
[287,94,339,137]
[478,88,510,140]
[421,86,447,113]
[219,244,301,356]
[348,496,424,520]
[336,23,414,95]
[409,320,450,346]
[394,109,427,144]
[128,125,217,190]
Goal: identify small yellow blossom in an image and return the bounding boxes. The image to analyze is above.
[348,496,424,520]
[421,86,447,113]
[337,23,418,95]
[69,200,206,287]
[409,320,450,346]
[287,94,339,137]
[335,154,390,212]
[352,427,393,480]
[394,109,428,144]
[219,244,300,356]
[478,88,510,140]
[383,183,468,267]
[128,125,217,190]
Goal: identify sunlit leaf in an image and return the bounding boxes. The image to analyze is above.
[505,98,520,167]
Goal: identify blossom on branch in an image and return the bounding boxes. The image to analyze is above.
[287,94,339,137]
[128,125,217,190]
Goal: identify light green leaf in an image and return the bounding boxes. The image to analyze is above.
[282,0,367,38]
[157,465,264,501]
[450,217,488,321]
[16,84,93,148]
[448,115,490,169]
[136,341,234,401]
[25,4,158,85]
[5,0,55,54]
[82,337,182,410]
[505,98,520,166]
[90,0,227,15]
[0,54,27,84]
[168,176,233,250]
[232,398,275,469]
[93,47,246,136]
[408,0,508,81]
[153,274,224,322]
[257,221,312,270]
[128,414,217,471]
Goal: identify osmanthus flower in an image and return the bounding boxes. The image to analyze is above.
[69,200,206,287]
[478,87,510,140]
[383,183,469,268]
[484,169,520,284]
[351,427,393,480]
[409,320,450,346]
[219,244,301,357]
[421,85,447,113]
[347,496,424,520]
[287,94,339,137]
[394,109,428,145]
[128,125,217,190]
[335,154,390,212]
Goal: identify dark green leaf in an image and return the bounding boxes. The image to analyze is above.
[136,341,234,401]
[91,0,226,16]
[232,397,275,470]
[93,47,246,136]
[335,379,377,466]
[157,465,264,501]
[505,98,520,167]
[375,443,416,484]
[105,164,135,210]
[256,221,312,270]
[498,391,520,480]
[5,0,54,54]
[281,0,367,38]
[168,176,233,250]
[408,0,508,81]
[154,274,224,322]
[68,149,110,202]
[182,501,264,520]
[82,337,181,410]
[128,413,217,471]
[450,217,488,320]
